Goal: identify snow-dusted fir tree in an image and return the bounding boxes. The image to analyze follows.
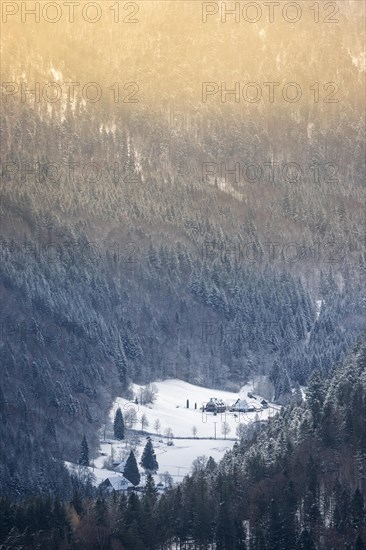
[144,473,158,504]
[114,407,125,440]
[115,339,129,389]
[79,435,89,466]
[140,436,159,473]
[123,450,140,486]
[306,370,325,428]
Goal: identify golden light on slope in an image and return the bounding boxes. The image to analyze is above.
[1,0,364,114]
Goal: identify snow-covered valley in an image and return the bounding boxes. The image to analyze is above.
[67,379,280,489]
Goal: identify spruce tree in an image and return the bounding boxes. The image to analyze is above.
[123,451,141,486]
[71,489,83,517]
[215,499,235,549]
[140,437,159,472]
[116,347,128,389]
[144,473,158,505]
[114,407,125,440]
[125,491,141,527]
[306,370,325,428]
[206,456,217,473]
[141,474,159,548]
[94,498,107,526]
[79,435,89,466]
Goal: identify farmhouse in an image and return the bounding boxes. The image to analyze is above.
[230,398,258,412]
[99,475,133,493]
[204,397,226,413]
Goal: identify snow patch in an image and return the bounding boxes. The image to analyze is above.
[316,299,323,319]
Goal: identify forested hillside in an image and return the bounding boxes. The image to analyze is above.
[155,331,366,549]
[1,331,365,549]
[0,0,365,501]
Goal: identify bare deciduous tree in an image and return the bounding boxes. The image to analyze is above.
[124,407,138,429]
[164,427,174,442]
[236,423,247,440]
[221,421,231,440]
[141,413,149,431]
[154,418,161,435]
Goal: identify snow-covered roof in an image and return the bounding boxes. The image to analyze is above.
[208,397,226,405]
[235,398,249,407]
[101,476,133,491]
[114,461,126,473]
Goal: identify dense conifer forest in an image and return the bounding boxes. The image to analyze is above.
[0,0,365,547]
[0,332,365,548]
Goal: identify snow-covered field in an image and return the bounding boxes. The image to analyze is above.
[67,380,279,487]
[66,438,232,487]
[91,437,233,484]
[112,379,277,439]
